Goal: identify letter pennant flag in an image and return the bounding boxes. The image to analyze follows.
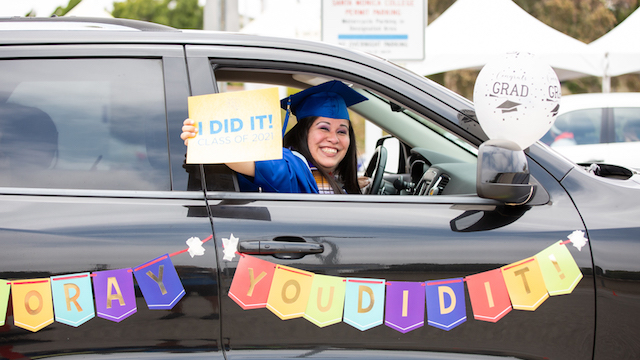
[425,278,466,331]
[343,278,385,331]
[228,254,276,309]
[501,257,549,311]
[51,272,95,327]
[93,268,137,322]
[266,265,314,320]
[384,281,425,333]
[11,278,54,332]
[0,280,9,326]
[465,269,512,322]
[304,274,346,328]
[134,254,185,310]
[536,240,583,296]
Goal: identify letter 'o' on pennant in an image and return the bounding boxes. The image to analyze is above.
[51,273,95,327]
[229,255,276,309]
[536,241,583,296]
[465,269,512,323]
[134,254,185,310]
[266,265,314,320]
[304,274,346,328]
[501,257,549,311]
[425,278,466,331]
[0,280,10,326]
[384,281,425,333]
[11,278,54,332]
[343,278,385,331]
[92,269,137,322]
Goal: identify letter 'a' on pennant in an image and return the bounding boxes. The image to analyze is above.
[343,278,385,331]
[465,269,512,323]
[0,280,10,326]
[303,274,346,328]
[51,273,95,327]
[11,278,54,332]
[384,281,425,333]
[92,268,137,322]
[266,265,314,320]
[536,241,583,296]
[501,257,549,311]
[425,278,466,331]
[229,254,276,309]
[134,254,185,310]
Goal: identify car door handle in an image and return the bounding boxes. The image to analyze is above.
[237,240,324,255]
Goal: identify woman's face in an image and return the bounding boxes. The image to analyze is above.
[307,116,350,173]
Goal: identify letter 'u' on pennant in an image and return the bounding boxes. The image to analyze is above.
[134,254,185,310]
[266,265,314,320]
[384,281,425,333]
[0,280,10,326]
[425,278,466,331]
[229,255,276,310]
[465,269,512,323]
[501,257,548,311]
[11,278,54,332]
[535,241,583,296]
[303,274,346,328]
[51,273,95,327]
[92,268,137,322]
[343,278,385,331]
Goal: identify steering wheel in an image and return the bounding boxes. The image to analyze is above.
[364,145,388,194]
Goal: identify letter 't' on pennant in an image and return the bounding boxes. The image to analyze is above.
[343,278,385,331]
[266,265,314,320]
[228,255,276,309]
[92,268,137,322]
[134,254,185,310]
[11,278,54,332]
[0,280,10,326]
[425,278,466,331]
[303,274,346,328]
[51,273,95,327]
[465,269,512,323]
[501,257,549,311]
[384,281,425,333]
[536,241,583,296]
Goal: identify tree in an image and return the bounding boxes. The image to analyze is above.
[112,0,203,29]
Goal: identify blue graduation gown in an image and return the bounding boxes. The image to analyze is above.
[237,148,319,193]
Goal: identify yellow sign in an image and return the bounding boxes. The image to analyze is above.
[187,87,283,164]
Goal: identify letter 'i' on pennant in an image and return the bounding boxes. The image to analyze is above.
[228,255,276,309]
[343,278,386,331]
[92,268,137,322]
[425,278,466,331]
[303,274,346,328]
[134,254,185,310]
[0,280,10,326]
[465,269,512,322]
[501,257,549,311]
[384,281,425,333]
[51,273,95,327]
[11,278,54,332]
[266,265,314,320]
[536,241,583,296]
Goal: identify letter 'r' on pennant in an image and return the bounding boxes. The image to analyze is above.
[11,278,54,332]
[0,280,10,326]
[266,265,314,320]
[51,273,95,327]
[229,255,276,310]
[343,278,386,331]
[535,241,583,296]
[425,278,466,331]
[501,257,549,311]
[134,254,185,310]
[384,281,425,333]
[465,269,512,322]
[304,274,346,328]
[92,268,137,322]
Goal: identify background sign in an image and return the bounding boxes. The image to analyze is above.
[321,0,425,61]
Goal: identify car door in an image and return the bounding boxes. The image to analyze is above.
[186,44,595,359]
[0,44,223,358]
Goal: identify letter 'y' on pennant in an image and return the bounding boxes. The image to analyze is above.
[343,278,385,331]
[304,274,346,328]
[266,265,314,320]
[501,257,548,311]
[465,269,512,322]
[229,254,276,310]
[0,280,10,326]
[384,281,425,333]
[425,278,466,331]
[92,268,137,322]
[11,278,54,332]
[51,273,95,327]
[134,254,186,310]
[536,241,583,296]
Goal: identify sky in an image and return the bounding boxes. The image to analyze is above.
[0,0,117,17]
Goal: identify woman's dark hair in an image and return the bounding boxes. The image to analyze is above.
[284,116,360,194]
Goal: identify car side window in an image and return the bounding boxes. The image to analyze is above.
[0,58,170,191]
[543,109,601,147]
[614,108,640,143]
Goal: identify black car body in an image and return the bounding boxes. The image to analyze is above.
[0,17,638,360]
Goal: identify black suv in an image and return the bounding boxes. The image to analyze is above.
[0,17,638,360]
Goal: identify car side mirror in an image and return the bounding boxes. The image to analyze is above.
[476,139,535,205]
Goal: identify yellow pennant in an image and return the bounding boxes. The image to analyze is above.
[501,257,549,311]
[266,265,314,320]
[11,278,55,332]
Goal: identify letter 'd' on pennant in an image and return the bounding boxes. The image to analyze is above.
[229,255,276,309]
[343,278,385,331]
[501,257,548,311]
[11,278,54,332]
[92,269,137,322]
[134,254,185,310]
[384,281,425,333]
[535,241,583,296]
[51,273,95,327]
[425,278,466,331]
[465,269,512,322]
[266,265,314,320]
[304,274,346,328]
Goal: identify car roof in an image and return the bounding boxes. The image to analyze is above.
[558,92,640,115]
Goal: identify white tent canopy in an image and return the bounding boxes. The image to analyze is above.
[405,0,600,81]
[239,0,320,41]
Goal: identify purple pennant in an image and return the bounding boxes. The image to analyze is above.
[384,281,425,333]
[133,254,185,310]
[92,268,137,322]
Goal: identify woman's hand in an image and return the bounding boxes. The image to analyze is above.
[180,118,198,146]
[358,176,371,189]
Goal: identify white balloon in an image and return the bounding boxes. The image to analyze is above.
[473,52,561,150]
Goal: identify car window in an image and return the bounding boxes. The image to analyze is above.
[0,58,170,190]
[542,108,602,147]
[614,107,640,143]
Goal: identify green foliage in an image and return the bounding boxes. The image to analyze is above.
[52,0,82,17]
[112,0,203,29]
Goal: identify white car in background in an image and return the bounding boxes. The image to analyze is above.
[540,92,640,170]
